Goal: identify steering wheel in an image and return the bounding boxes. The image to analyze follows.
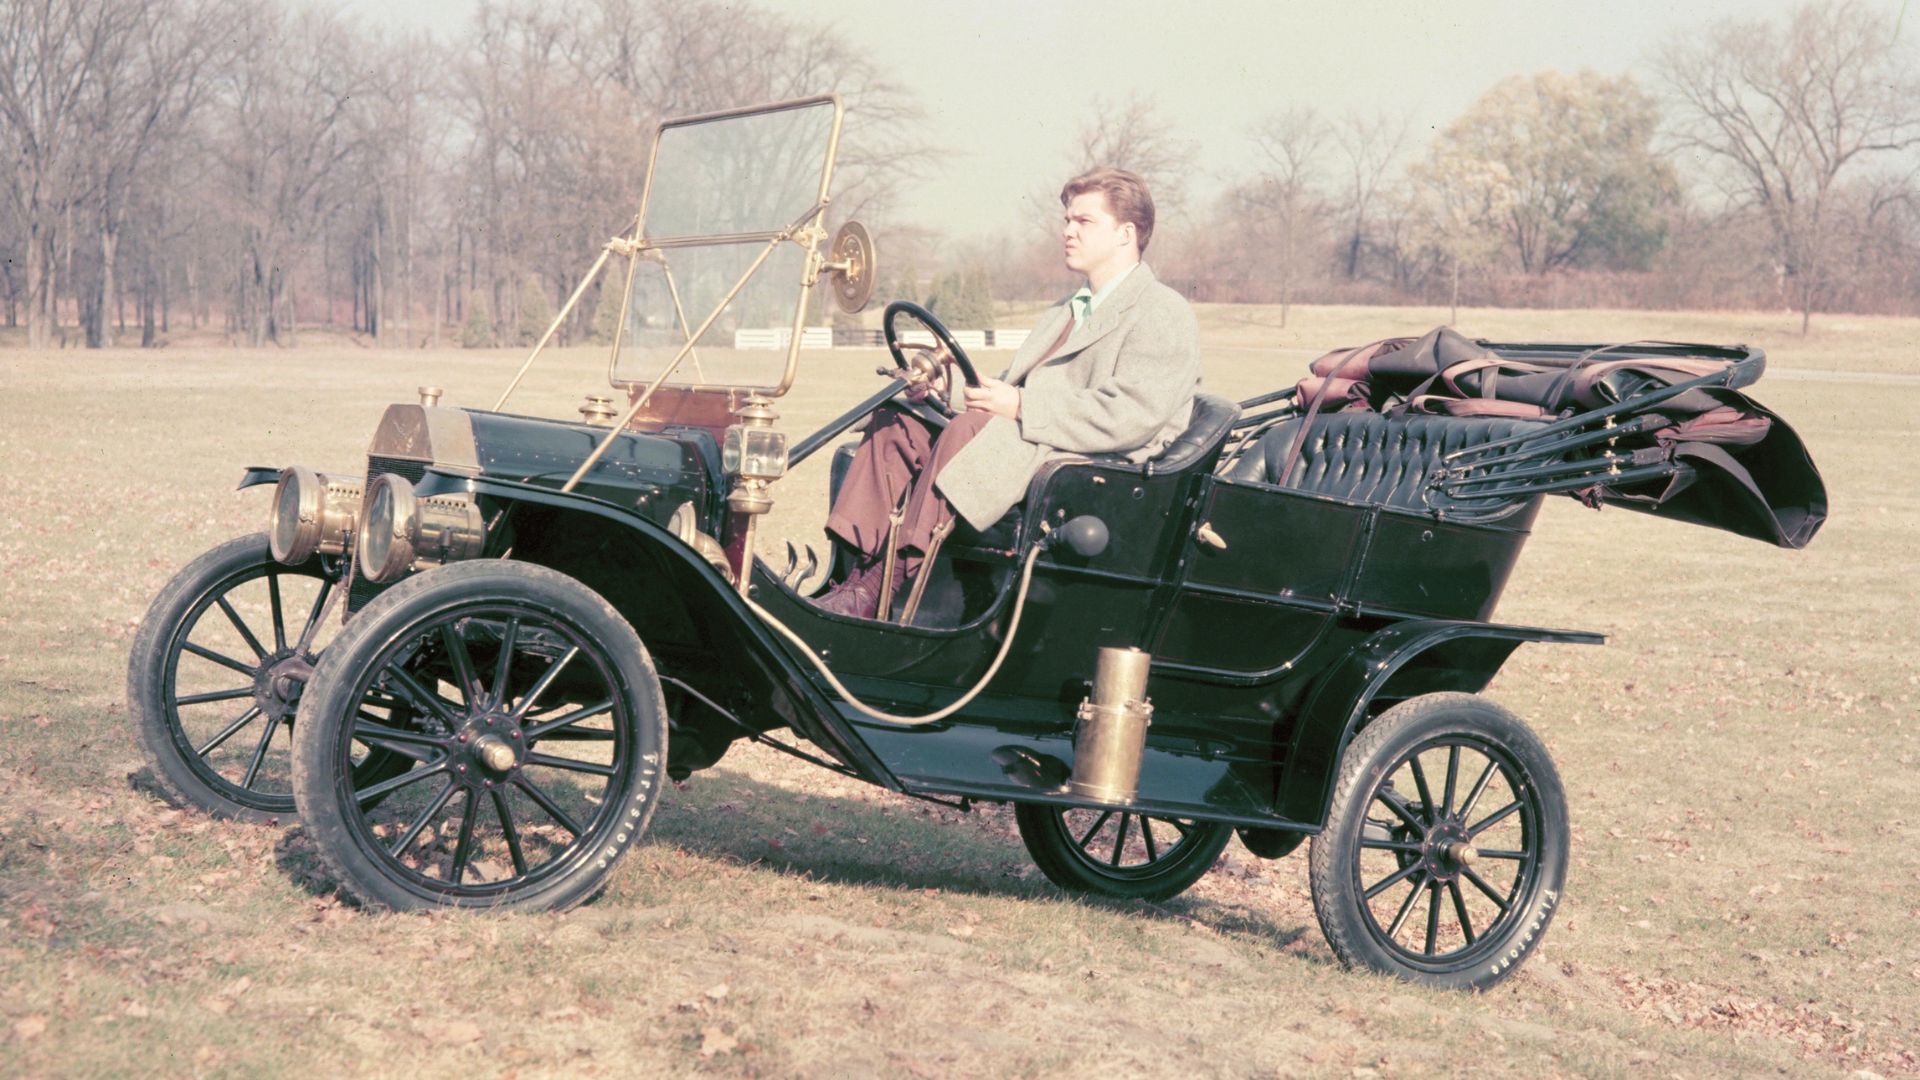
[883,301,982,417]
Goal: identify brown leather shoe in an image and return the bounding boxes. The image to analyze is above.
[810,561,885,619]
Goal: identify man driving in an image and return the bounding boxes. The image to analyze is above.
[816,167,1202,618]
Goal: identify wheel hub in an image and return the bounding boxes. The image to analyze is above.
[1423,819,1476,881]
[453,714,524,786]
[254,651,315,721]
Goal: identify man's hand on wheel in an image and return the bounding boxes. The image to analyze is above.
[964,377,1020,419]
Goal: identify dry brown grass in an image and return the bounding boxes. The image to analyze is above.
[1,307,1916,1077]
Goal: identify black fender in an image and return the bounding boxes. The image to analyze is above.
[1276,618,1603,826]
[410,469,901,790]
[237,466,282,490]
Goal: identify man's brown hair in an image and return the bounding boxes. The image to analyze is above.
[1060,167,1155,254]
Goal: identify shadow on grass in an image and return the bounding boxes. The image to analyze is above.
[648,767,1316,953]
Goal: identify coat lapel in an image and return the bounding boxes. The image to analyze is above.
[1010,263,1157,385]
[1002,303,1072,384]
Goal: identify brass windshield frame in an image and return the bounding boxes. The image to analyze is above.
[604,93,846,401]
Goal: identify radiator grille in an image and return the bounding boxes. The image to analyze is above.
[346,455,429,613]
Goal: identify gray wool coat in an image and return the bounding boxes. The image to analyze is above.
[935,262,1202,530]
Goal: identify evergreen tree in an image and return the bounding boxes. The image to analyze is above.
[460,290,493,348]
[515,277,554,346]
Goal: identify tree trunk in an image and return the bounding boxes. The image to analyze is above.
[92,224,120,348]
[26,221,51,349]
[1450,254,1462,326]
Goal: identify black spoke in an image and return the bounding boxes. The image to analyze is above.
[215,597,268,659]
[383,664,462,729]
[1375,788,1429,835]
[509,646,580,720]
[492,789,527,876]
[1140,818,1160,862]
[1476,848,1527,861]
[530,728,616,742]
[390,781,457,856]
[1449,880,1476,944]
[295,576,334,653]
[240,714,281,788]
[1385,875,1426,938]
[1424,880,1442,955]
[268,573,287,652]
[1468,799,1523,838]
[449,791,479,884]
[524,699,614,742]
[1359,838,1425,853]
[524,752,616,777]
[1443,745,1460,817]
[441,624,480,708]
[355,762,448,805]
[177,686,255,706]
[1170,819,1194,839]
[1462,865,1511,911]
[352,720,443,747]
[1407,755,1437,823]
[514,776,583,836]
[182,641,257,677]
[1364,858,1425,900]
[1458,759,1498,821]
[194,705,262,756]
[1110,814,1131,866]
[487,618,519,710]
[1074,810,1113,849]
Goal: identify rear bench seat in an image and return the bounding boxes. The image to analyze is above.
[1226,411,1548,513]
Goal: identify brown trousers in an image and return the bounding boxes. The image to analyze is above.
[824,408,994,562]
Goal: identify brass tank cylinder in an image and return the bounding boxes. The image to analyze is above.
[1068,647,1154,803]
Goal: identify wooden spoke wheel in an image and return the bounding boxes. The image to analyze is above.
[1309,693,1568,990]
[291,561,667,911]
[1014,803,1233,901]
[126,533,409,822]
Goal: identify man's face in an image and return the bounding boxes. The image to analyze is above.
[1062,191,1136,278]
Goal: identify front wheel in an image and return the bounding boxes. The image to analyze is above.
[1308,693,1568,991]
[126,533,408,822]
[291,561,668,911]
[1014,803,1233,901]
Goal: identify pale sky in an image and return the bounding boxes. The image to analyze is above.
[340,0,1912,239]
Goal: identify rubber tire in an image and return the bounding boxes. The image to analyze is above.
[1308,693,1568,991]
[127,533,318,822]
[1015,803,1234,902]
[291,560,668,912]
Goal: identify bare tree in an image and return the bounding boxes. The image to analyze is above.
[1332,110,1410,280]
[1245,107,1330,328]
[1661,0,1920,332]
[213,2,369,346]
[1069,92,1197,218]
[0,0,108,347]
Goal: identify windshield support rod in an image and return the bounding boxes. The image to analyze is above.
[493,244,616,413]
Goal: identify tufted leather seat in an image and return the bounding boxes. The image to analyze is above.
[1227,411,1547,512]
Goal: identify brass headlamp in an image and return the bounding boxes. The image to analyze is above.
[355,474,487,583]
[269,466,363,564]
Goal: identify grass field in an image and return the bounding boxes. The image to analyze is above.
[1,304,1916,1077]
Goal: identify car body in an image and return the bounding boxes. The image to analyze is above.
[129,95,1827,990]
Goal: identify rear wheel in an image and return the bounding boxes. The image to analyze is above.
[291,560,667,911]
[1308,693,1568,991]
[126,533,407,822]
[1014,803,1233,901]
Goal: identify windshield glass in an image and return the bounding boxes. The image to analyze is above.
[612,99,839,395]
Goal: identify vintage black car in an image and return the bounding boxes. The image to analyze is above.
[128,96,1826,991]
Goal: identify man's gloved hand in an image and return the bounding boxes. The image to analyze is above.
[963,377,1021,419]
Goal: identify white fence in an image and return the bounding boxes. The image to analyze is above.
[733,327,1027,350]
